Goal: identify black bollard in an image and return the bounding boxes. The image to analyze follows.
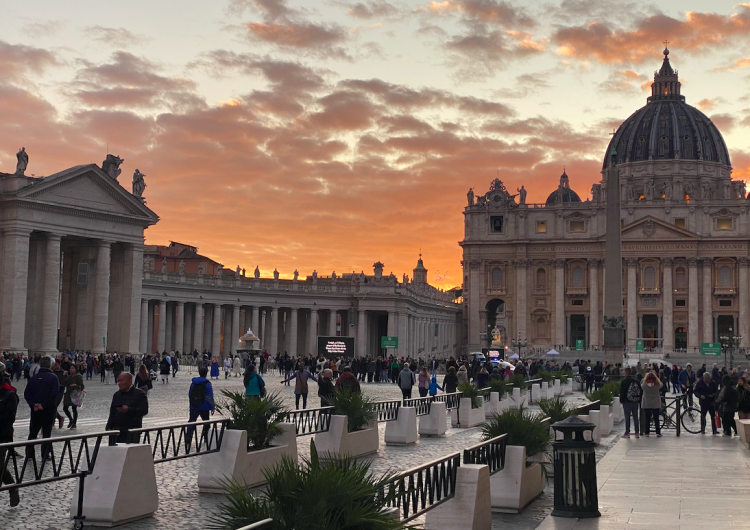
[551,416,601,518]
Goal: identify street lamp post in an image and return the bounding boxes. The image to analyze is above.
[512,333,527,358]
[719,327,742,371]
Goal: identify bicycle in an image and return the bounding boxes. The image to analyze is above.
[659,393,701,434]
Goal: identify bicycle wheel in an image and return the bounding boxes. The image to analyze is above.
[659,410,671,431]
[681,407,701,434]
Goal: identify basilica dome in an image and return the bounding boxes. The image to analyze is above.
[602,48,731,170]
[545,170,582,205]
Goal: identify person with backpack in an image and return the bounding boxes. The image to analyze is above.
[244,364,266,400]
[619,367,642,438]
[317,369,335,407]
[186,367,215,447]
[281,363,317,409]
[159,355,171,384]
[398,364,416,400]
[0,362,20,506]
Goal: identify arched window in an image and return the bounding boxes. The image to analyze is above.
[572,267,584,288]
[536,268,546,289]
[536,318,546,337]
[644,266,656,289]
[491,268,502,290]
[675,267,686,289]
[719,266,731,288]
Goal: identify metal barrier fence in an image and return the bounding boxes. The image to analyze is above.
[0,430,117,529]
[125,418,228,464]
[284,406,334,436]
[462,433,507,475]
[431,391,462,410]
[576,400,601,415]
[373,399,401,422]
[402,396,433,416]
[380,451,461,521]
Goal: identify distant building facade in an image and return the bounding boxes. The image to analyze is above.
[461,48,748,355]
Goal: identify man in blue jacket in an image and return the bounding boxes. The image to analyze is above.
[678,363,696,407]
[186,367,215,448]
[23,357,59,458]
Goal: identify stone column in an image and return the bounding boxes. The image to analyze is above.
[232,303,241,354]
[270,306,279,355]
[662,258,673,351]
[553,259,565,347]
[157,300,166,353]
[740,258,749,348]
[40,233,62,355]
[515,259,529,340]
[702,258,713,344]
[0,228,31,353]
[626,258,638,349]
[467,260,481,350]
[308,309,318,355]
[328,309,337,336]
[121,243,145,355]
[92,240,112,354]
[399,312,408,357]
[357,309,366,357]
[193,304,204,353]
[212,304,222,357]
[588,258,600,347]
[289,308,298,357]
[251,307,260,335]
[688,257,699,350]
[140,299,149,354]
[387,311,396,339]
[175,302,185,354]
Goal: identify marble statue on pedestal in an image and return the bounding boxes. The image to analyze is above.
[15,147,28,176]
[132,169,146,197]
[197,263,204,275]
[293,269,298,281]
[217,264,223,275]
[467,187,474,206]
[161,257,168,273]
[273,269,279,280]
[312,270,318,280]
[179,260,185,274]
[331,271,337,281]
[235,265,241,278]
[517,185,527,205]
[102,154,124,180]
[254,266,260,279]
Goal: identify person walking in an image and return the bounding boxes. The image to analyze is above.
[317,369,335,407]
[106,373,149,444]
[428,375,443,400]
[737,376,750,421]
[678,363,696,407]
[693,372,719,435]
[24,357,59,458]
[186,367,215,447]
[457,365,469,386]
[417,367,430,398]
[281,364,317,409]
[398,364,416,400]
[442,366,459,394]
[640,371,662,437]
[159,355,171,384]
[619,367,642,438]
[223,356,232,379]
[112,355,124,383]
[134,365,153,396]
[243,364,266,399]
[210,357,220,380]
[62,365,84,429]
[0,362,20,506]
[716,375,739,437]
[334,366,361,394]
[233,355,242,377]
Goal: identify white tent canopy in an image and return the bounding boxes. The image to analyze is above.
[547,349,560,355]
[509,352,520,360]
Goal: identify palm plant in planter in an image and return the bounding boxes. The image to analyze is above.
[509,374,528,390]
[537,370,554,383]
[481,407,551,457]
[487,378,506,398]
[585,387,614,406]
[331,389,377,432]
[216,391,289,450]
[458,382,482,409]
[208,441,409,530]
[538,396,576,424]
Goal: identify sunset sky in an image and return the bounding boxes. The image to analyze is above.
[2,0,749,288]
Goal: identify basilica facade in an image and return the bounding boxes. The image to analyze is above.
[461,48,748,355]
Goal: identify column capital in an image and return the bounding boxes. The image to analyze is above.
[661,257,674,266]
[46,232,63,242]
[97,239,113,247]
[739,257,750,267]
[587,258,602,267]
[552,258,566,269]
[175,300,185,307]
[625,257,638,267]
[687,256,700,266]
[701,257,713,266]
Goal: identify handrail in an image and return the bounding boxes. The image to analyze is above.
[125,418,228,463]
[463,434,508,475]
[431,391,462,410]
[235,519,274,530]
[402,396,432,416]
[380,451,461,521]
[284,406,334,436]
[373,399,401,422]
[576,400,601,415]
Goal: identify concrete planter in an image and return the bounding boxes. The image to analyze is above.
[419,401,447,436]
[564,381,573,395]
[451,397,486,428]
[506,387,528,410]
[552,379,562,396]
[577,412,601,444]
[198,423,297,493]
[314,415,379,458]
[612,397,623,424]
[489,445,546,513]
[484,392,502,418]
[385,407,418,445]
[738,419,750,450]
[599,404,612,436]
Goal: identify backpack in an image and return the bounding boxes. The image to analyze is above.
[0,387,19,423]
[627,380,642,402]
[190,381,208,408]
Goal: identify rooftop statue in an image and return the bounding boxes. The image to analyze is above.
[132,169,146,197]
[102,154,124,180]
[15,147,28,176]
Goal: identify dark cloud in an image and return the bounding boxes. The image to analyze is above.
[0,40,58,80]
[345,0,400,19]
[246,21,350,59]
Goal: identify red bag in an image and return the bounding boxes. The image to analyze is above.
[714,412,721,429]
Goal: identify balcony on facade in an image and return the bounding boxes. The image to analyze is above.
[714,287,737,297]
[639,287,661,296]
[565,287,588,296]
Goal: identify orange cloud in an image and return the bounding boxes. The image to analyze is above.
[553,6,750,64]
[0,40,58,80]
[696,98,716,110]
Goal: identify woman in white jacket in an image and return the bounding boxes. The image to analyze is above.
[233,355,242,377]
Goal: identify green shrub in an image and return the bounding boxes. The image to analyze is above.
[331,389,377,432]
[216,391,289,450]
[538,396,576,424]
[537,370,554,383]
[458,383,482,409]
[585,387,614,406]
[487,378,506,398]
[556,370,573,384]
[481,408,551,457]
[510,374,528,390]
[602,380,621,397]
[208,441,408,530]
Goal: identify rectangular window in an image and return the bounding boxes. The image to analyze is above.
[674,218,686,229]
[719,299,732,307]
[717,218,732,230]
[569,220,585,232]
[571,299,583,306]
[77,263,88,285]
[490,216,504,233]
[535,220,547,233]
[675,299,686,307]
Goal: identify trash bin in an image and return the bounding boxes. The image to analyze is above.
[551,416,600,518]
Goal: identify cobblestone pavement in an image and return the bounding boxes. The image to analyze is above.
[4,371,625,530]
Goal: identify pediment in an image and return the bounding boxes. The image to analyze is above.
[621,216,698,241]
[17,165,158,222]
